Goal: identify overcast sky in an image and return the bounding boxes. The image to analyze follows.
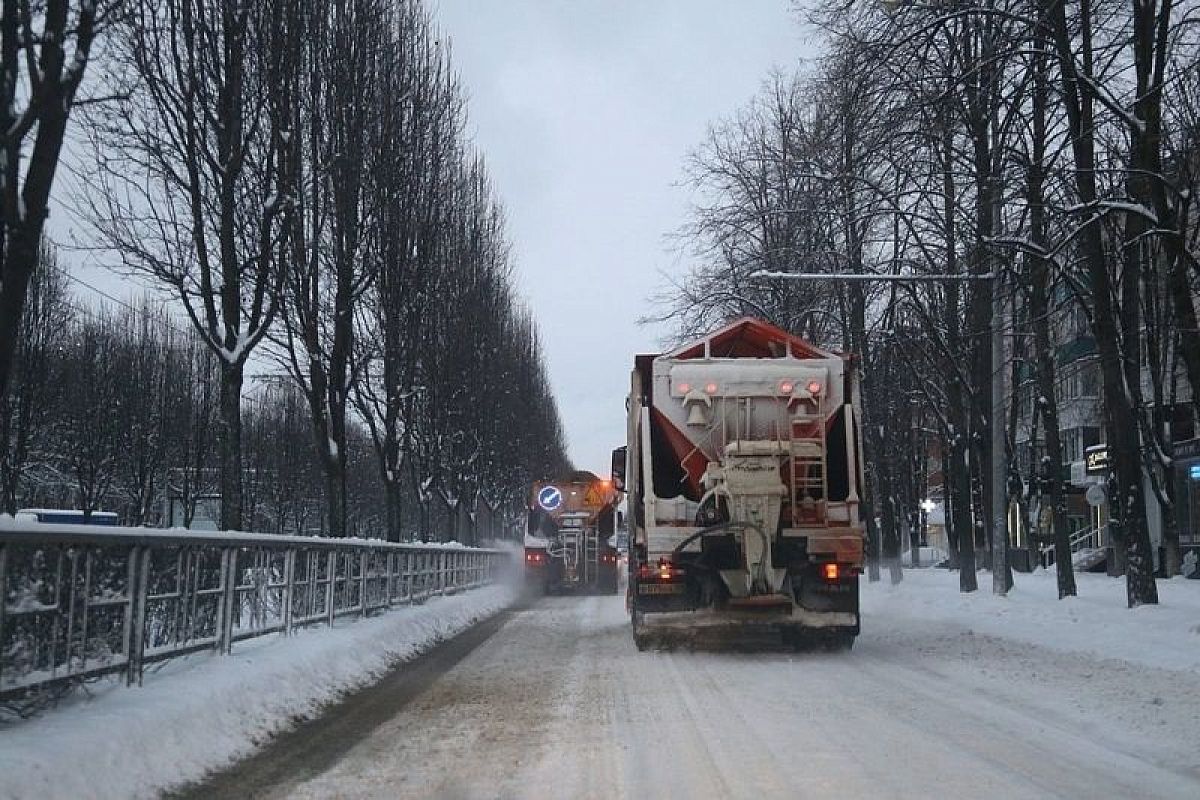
[56,2,815,480]
[435,1,813,475]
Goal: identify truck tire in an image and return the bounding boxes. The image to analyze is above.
[824,633,855,652]
[632,610,649,651]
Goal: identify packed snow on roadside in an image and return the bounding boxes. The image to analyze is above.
[0,582,519,800]
[863,568,1200,673]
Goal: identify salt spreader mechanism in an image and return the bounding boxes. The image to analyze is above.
[615,317,865,650]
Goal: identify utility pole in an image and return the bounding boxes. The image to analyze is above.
[990,180,1010,595]
[751,269,1008,594]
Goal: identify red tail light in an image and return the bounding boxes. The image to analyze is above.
[639,559,686,581]
[822,563,840,582]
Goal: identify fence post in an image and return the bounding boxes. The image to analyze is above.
[218,547,238,655]
[129,547,151,685]
[282,548,296,636]
[360,550,369,617]
[326,550,337,628]
[121,545,137,685]
[386,552,395,606]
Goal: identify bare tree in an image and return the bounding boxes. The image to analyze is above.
[60,315,124,519]
[278,0,387,537]
[0,0,109,401]
[0,238,69,514]
[164,334,220,528]
[114,302,174,525]
[87,0,292,530]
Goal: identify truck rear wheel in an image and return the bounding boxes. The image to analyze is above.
[823,633,855,652]
[632,610,650,651]
[782,629,856,652]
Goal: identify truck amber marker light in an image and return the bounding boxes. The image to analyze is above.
[823,563,840,581]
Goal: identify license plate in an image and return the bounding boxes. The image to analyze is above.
[639,583,684,595]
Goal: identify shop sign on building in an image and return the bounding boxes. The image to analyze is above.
[1084,444,1110,475]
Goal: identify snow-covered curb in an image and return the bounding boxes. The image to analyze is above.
[0,583,519,800]
[863,569,1200,673]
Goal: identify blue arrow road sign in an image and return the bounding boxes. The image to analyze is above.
[538,485,562,511]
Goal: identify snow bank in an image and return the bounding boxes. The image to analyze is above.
[0,513,500,551]
[0,583,519,800]
[863,569,1200,672]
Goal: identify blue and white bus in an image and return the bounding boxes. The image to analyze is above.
[17,509,120,526]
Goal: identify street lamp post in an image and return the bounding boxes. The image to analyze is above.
[751,268,1009,595]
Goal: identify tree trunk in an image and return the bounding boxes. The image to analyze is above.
[1026,37,1076,598]
[219,362,244,531]
[0,232,38,403]
[878,456,903,584]
[909,511,921,569]
[942,440,959,569]
[325,466,347,539]
[1047,0,1157,605]
[384,478,403,542]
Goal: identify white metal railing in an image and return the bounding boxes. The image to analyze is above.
[1039,525,1103,568]
[0,522,510,704]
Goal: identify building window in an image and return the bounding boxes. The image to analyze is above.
[1079,361,1099,398]
[1058,359,1100,401]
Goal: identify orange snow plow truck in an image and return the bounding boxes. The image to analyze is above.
[525,472,620,595]
[614,318,866,651]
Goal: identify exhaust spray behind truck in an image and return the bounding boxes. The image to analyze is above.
[615,318,866,650]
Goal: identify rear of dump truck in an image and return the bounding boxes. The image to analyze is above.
[525,473,620,595]
[618,318,865,650]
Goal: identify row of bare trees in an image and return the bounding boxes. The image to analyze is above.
[0,245,369,533]
[663,0,1200,605]
[0,0,570,540]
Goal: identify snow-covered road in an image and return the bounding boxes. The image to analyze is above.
[207,575,1200,800]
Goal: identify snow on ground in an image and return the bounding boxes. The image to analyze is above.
[5,564,1199,800]
[862,568,1200,672]
[273,586,1200,799]
[0,583,519,800]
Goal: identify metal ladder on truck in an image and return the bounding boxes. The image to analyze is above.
[558,513,597,586]
[582,520,599,585]
[785,392,828,527]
